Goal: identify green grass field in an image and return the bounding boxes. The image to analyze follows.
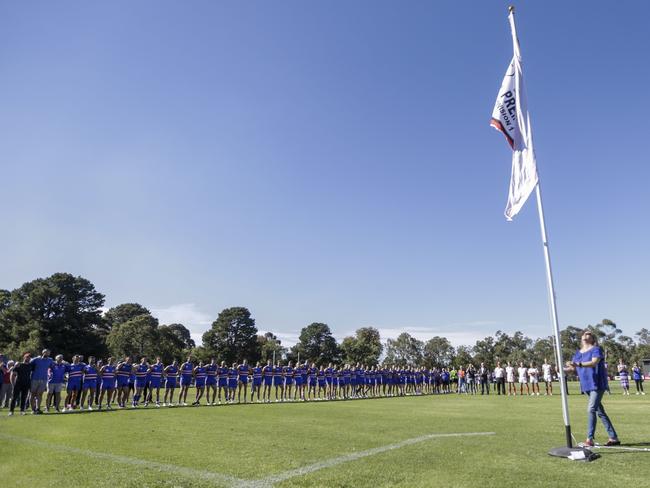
[1,385,649,487]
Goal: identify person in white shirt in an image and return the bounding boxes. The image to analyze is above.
[528,362,540,396]
[542,359,553,395]
[493,362,505,395]
[505,362,516,396]
[517,361,529,396]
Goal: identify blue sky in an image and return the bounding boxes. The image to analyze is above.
[1,1,648,347]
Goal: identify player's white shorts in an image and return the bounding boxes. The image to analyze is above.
[518,378,527,384]
[544,375,552,383]
[529,378,538,384]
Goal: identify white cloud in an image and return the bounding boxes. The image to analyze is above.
[150,303,213,345]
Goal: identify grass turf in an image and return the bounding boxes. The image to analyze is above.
[1,385,648,487]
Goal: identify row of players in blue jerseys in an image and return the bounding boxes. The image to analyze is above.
[22,353,454,413]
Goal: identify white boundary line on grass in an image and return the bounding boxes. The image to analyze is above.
[0,432,245,487]
[0,430,495,487]
[242,431,496,488]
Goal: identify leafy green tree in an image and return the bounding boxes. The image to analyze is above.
[454,345,474,368]
[423,336,454,368]
[104,303,152,330]
[257,332,287,363]
[202,307,261,364]
[292,323,340,365]
[158,323,195,363]
[530,336,556,366]
[106,314,159,359]
[384,333,423,367]
[560,326,583,362]
[0,273,105,358]
[340,327,382,366]
[472,336,496,366]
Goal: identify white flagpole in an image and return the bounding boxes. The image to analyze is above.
[535,182,573,448]
[507,5,573,449]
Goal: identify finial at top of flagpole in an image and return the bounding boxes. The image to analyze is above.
[508,5,515,14]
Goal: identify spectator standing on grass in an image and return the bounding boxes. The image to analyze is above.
[466,365,476,395]
[457,366,465,394]
[479,363,490,395]
[30,349,54,414]
[1,359,13,408]
[9,353,32,416]
[632,362,645,395]
[565,330,620,448]
[494,362,505,395]
[617,359,630,396]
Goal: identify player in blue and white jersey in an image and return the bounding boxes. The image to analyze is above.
[331,365,340,399]
[325,363,334,400]
[147,357,164,406]
[307,362,318,401]
[283,361,294,401]
[179,357,194,406]
[273,362,284,402]
[80,356,99,410]
[262,360,273,403]
[293,362,304,401]
[98,357,116,410]
[115,357,133,408]
[64,355,85,411]
[237,360,251,404]
[163,360,179,406]
[192,361,206,406]
[217,361,229,404]
[205,358,218,405]
[46,354,67,412]
[317,366,326,400]
[227,363,238,403]
[132,357,149,407]
[251,361,263,403]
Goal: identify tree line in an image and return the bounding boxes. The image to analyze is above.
[1,273,649,376]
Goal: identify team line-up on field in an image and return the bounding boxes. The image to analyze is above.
[6,347,632,416]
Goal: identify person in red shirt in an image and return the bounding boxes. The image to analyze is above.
[1,359,14,408]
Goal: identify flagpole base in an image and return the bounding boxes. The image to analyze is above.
[548,446,598,461]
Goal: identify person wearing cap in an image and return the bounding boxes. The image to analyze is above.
[9,353,33,416]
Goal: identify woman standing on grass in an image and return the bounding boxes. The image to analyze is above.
[517,361,529,396]
[632,362,645,395]
[565,330,620,448]
[505,362,516,396]
[528,362,540,396]
[618,359,630,396]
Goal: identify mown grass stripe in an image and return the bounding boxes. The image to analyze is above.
[0,432,245,487]
[245,431,496,487]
